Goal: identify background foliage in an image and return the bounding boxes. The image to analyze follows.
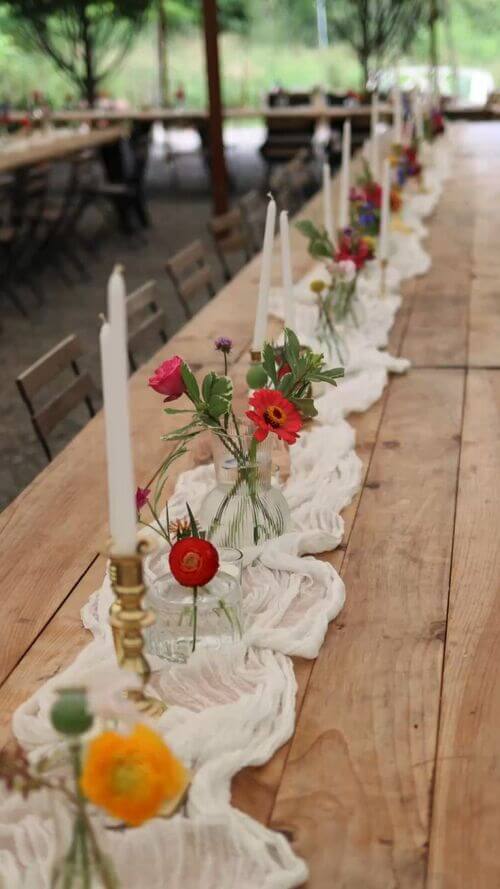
[0,0,497,106]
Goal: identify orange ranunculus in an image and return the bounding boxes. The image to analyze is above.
[80,724,189,827]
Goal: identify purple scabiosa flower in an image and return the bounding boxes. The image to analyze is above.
[214,336,233,354]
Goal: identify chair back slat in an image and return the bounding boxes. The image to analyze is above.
[167,239,205,275]
[126,280,167,371]
[128,309,167,356]
[17,334,83,400]
[34,373,96,437]
[239,190,266,253]
[165,239,214,319]
[179,265,213,300]
[126,280,157,317]
[16,333,96,461]
[208,207,250,280]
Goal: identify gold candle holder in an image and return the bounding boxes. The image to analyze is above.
[108,540,166,717]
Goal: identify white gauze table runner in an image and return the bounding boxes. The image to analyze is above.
[0,137,452,889]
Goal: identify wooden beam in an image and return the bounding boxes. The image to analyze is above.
[201,0,229,215]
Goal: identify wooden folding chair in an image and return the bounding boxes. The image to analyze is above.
[126,280,167,372]
[207,207,251,281]
[165,239,215,320]
[239,190,267,254]
[16,334,96,462]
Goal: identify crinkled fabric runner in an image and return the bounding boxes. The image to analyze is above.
[0,138,452,889]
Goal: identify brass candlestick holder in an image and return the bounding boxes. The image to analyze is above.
[379,258,388,300]
[108,539,166,717]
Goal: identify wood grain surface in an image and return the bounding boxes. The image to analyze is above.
[2,122,500,887]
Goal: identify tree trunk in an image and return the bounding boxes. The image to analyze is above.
[81,9,97,107]
[157,0,168,106]
[359,51,370,91]
[429,0,440,101]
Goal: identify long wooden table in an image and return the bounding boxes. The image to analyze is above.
[1,122,500,887]
[3,103,392,127]
[0,126,125,174]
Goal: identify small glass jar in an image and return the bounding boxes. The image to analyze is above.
[145,548,243,663]
[198,424,291,549]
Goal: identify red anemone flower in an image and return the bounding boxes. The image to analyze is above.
[169,537,219,588]
[364,182,382,208]
[246,389,302,445]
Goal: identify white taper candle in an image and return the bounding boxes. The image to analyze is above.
[252,195,276,351]
[104,265,137,554]
[280,210,295,330]
[322,162,334,242]
[339,120,351,230]
[392,80,403,144]
[380,159,391,263]
[370,93,379,179]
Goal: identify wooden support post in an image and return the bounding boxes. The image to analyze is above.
[201,0,229,215]
[157,0,168,107]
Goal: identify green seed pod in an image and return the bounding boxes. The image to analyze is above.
[50,688,93,736]
[246,362,268,390]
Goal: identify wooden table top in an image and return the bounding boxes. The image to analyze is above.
[1,121,500,886]
[0,125,125,173]
[3,103,392,127]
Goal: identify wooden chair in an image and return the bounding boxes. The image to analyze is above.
[126,280,167,372]
[207,207,251,281]
[165,240,215,319]
[239,190,267,254]
[16,334,96,462]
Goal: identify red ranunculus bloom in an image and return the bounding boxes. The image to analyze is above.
[148,356,185,402]
[246,389,303,445]
[169,537,219,588]
[364,182,382,209]
[135,486,151,512]
[277,361,292,381]
[335,231,374,270]
[404,145,422,177]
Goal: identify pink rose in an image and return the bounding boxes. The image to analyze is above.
[337,259,357,283]
[148,355,185,402]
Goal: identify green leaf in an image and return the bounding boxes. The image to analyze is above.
[262,342,277,385]
[163,407,195,415]
[202,372,233,418]
[310,238,333,259]
[181,363,201,405]
[291,396,317,418]
[277,372,295,397]
[295,219,321,240]
[309,367,345,385]
[283,327,301,373]
[186,502,200,538]
[162,420,200,441]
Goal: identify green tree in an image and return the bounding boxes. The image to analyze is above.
[2,0,153,105]
[327,0,424,87]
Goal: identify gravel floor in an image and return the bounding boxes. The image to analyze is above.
[0,125,268,509]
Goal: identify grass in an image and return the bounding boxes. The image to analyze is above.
[0,14,499,109]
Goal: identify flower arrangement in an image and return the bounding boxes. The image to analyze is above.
[0,687,189,888]
[390,139,422,186]
[145,331,342,548]
[424,107,445,141]
[296,218,374,272]
[349,161,402,236]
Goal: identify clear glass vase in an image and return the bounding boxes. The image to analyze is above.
[199,426,291,549]
[145,548,243,663]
